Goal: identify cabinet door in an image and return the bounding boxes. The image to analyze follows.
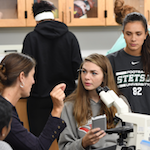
[106,0,150,26]
[26,0,65,27]
[0,0,26,27]
[145,0,150,25]
[66,0,105,26]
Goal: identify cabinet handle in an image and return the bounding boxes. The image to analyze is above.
[62,11,64,23]
[4,50,17,53]
[69,11,71,23]
[148,10,150,22]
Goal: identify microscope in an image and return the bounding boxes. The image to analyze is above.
[96,86,150,150]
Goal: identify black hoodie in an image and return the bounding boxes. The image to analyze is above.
[22,20,82,97]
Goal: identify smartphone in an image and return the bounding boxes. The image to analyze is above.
[92,114,106,131]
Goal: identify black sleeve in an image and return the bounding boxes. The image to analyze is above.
[5,108,66,150]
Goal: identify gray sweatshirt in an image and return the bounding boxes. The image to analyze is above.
[0,141,13,150]
[58,99,126,150]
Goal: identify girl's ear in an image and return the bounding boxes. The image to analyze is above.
[145,31,149,40]
[122,30,125,39]
[100,81,104,87]
[18,71,25,82]
[0,126,7,140]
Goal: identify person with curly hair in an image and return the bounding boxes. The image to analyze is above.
[106,0,139,55]
[22,0,82,136]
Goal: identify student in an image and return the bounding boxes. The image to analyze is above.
[0,53,66,150]
[106,0,139,55]
[107,12,150,115]
[58,53,129,150]
[0,98,13,150]
[22,0,82,136]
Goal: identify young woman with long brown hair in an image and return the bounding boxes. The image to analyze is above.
[58,53,128,150]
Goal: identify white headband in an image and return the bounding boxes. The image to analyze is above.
[35,12,54,21]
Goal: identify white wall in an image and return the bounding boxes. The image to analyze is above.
[0,26,123,57]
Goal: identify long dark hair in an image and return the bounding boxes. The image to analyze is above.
[123,12,150,77]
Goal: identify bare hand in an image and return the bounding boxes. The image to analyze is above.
[50,83,66,117]
[82,128,106,148]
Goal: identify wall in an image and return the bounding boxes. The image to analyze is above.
[0,26,123,57]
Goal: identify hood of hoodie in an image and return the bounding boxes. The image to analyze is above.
[34,20,68,39]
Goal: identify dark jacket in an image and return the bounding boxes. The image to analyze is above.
[22,20,82,97]
[3,95,66,150]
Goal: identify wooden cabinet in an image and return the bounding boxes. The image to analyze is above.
[145,0,150,25]
[0,0,65,27]
[16,99,30,131]
[0,0,26,27]
[26,0,105,27]
[66,0,105,26]
[1,0,150,27]
[106,0,150,26]
[25,0,36,27]
[26,0,66,27]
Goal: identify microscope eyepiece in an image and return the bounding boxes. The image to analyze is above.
[96,86,103,95]
[103,86,109,92]
[96,86,110,95]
